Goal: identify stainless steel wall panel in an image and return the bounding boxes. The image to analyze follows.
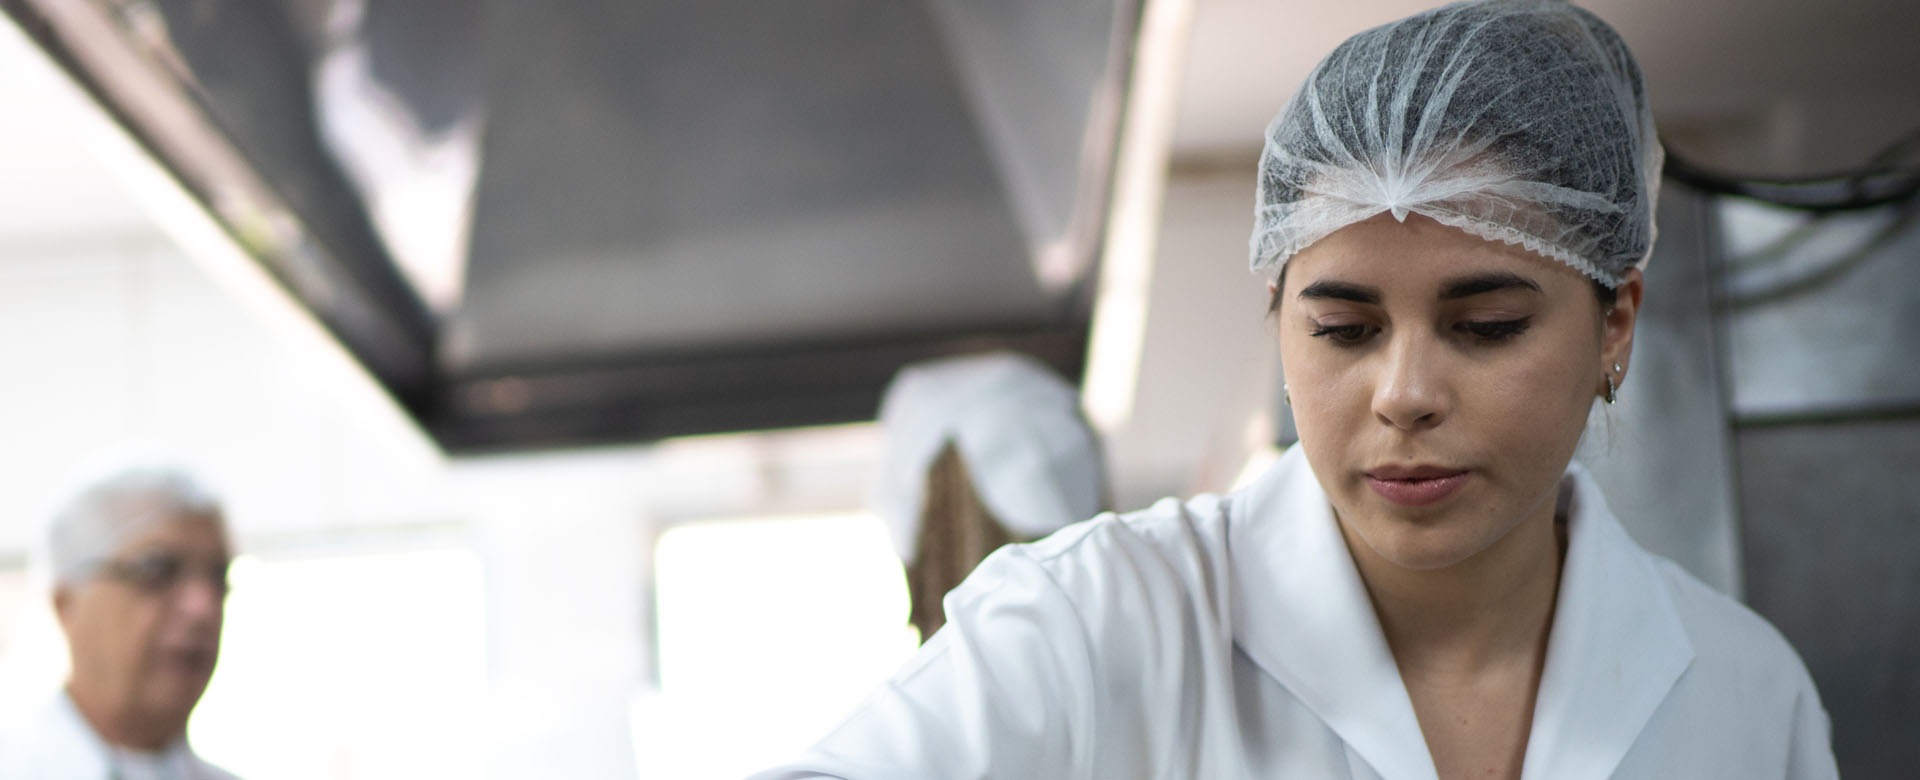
[1736,419,1920,779]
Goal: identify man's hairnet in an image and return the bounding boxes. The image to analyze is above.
[44,453,225,586]
[1249,0,1661,287]
[876,352,1105,563]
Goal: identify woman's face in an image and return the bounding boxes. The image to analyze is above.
[1276,213,1640,572]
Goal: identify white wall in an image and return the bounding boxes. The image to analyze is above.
[1100,161,1278,511]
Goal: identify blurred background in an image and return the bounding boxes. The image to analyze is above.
[0,0,1914,777]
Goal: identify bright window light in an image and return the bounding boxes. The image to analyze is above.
[0,565,66,728]
[189,547,488,780]
[634,512,918,780]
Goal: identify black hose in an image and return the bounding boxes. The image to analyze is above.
[1661,127,1920,212]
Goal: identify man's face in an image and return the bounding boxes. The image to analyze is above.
[55,508,230,733]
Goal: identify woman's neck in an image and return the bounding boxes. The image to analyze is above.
[1343,503,1567,677]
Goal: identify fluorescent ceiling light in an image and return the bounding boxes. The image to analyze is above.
[1082,0,1196,432]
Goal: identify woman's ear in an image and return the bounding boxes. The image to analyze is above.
[1602,268,1645,381]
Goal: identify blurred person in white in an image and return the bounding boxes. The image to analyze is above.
[0,456,243,780]
[755,1,1837,778]
[873,351,1108,641]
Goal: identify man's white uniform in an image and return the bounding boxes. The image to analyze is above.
[0,691,241,780]
[757,446,1838,779]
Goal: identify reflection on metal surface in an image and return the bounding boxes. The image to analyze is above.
[1720,197,1920,418]
[309,0,483,314]
[3,0,437,409]
[925,0,1134,292]
[1718,200,1916,308]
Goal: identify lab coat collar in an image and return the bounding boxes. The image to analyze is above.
[44,689,113,778]
[1517,459,1694,780]
[1226,446,1694,780]
[38,687,203,780]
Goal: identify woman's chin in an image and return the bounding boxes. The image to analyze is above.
[1374,542,1482,572]
[1348,515,1502,572]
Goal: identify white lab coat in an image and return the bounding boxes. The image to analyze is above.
[0,690,242,780]
[756,446,1837,779]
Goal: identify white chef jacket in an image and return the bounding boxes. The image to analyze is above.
[0,690,242,780]
[755,446,1837,779]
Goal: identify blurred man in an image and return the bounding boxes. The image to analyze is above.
[0,460,243,779]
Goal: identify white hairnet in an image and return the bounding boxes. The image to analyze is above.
[1249,0,1661,287]
[44,452,225,586]
[875,352,1104,563]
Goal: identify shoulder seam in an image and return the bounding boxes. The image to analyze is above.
[1004,543,1104,776]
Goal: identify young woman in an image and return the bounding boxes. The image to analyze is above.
[756,1,1836,777]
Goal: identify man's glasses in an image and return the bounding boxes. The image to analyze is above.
[90,552,232,596]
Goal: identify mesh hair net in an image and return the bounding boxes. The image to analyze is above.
[43,452,224,586]
[875,352,1104,563]
[1249,0,1662,287]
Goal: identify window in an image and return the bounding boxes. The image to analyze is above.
[635,512,918,779]
[189,547,488,780]
[0,563,65,728]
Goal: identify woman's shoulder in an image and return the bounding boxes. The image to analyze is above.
[1020,491,1232,565]
[959,450,1318,639]
[1566,460,1822,705]
[999,491,1237,599]
[1610,551,1838,777]
[1642,551,1823,700]
[943,491,1241,655]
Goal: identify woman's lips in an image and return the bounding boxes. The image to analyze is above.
[1365,467,1470,507]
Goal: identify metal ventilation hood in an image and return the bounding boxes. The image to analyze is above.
[7,0,1141,452]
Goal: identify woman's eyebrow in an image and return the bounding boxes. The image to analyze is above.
[1439,271,1541,300]
[1297,280,1381,304]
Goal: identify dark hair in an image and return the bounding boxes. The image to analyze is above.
[1265,266,1616,314]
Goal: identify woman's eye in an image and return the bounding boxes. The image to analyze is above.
[1308,322,1375,346]
[1456,318,1532,342]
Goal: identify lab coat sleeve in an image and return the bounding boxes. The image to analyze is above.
[1784,686,1839,780]
[751,544,1101,780]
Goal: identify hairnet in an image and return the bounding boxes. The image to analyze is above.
[875,352,1105,563]
[44,452,225,586]
[1249,0,1661,287]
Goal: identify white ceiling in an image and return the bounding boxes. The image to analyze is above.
[1172,0,1920,172]
[0,17,153,245]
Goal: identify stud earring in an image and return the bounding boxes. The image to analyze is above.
[1282,383,1291,407]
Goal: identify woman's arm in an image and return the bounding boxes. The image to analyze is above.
[1783,686,1839,780]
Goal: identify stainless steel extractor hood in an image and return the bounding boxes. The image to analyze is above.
[5,0,1142,452]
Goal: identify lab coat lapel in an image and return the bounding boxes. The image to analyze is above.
[1228,447,1440,780]
[42,690,113,779]
[1519,463,1693,780]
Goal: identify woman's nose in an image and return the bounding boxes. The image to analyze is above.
[1372,334,1450,432]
